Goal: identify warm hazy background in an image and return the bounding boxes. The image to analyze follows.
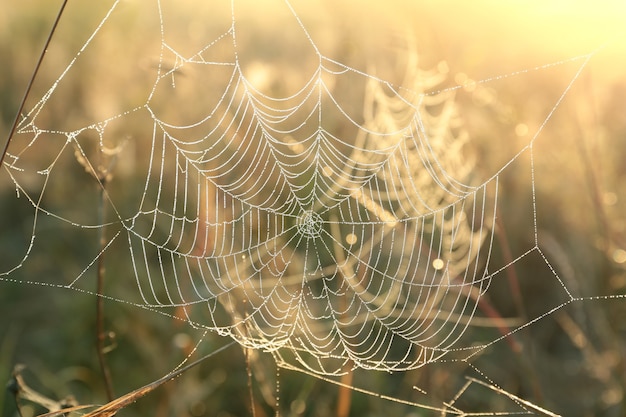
[1,1,625,417]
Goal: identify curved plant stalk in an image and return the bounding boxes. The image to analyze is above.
[29,342,236,417]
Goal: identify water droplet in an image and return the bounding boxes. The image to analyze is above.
[515,123,529,137]
[612,249,626,264]
[432,258,445,270]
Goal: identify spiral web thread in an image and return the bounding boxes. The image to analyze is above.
[1,0,621,415]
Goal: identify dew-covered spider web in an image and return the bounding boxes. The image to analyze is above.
[2,1,626,416]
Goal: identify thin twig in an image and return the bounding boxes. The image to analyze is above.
[329,215,354,417]
[336,362,354,417]
[495,216,527,320]
[0,0,69,168]
[96,170,115,401]
[245,347,257,417]
[489,215,545,402]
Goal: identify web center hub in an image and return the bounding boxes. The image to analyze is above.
[296,210,324,239]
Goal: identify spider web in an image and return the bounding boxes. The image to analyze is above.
[1,1,624,415]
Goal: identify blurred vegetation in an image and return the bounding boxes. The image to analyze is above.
[1,1,626,417]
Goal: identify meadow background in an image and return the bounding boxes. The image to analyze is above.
[1,1,626,416]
